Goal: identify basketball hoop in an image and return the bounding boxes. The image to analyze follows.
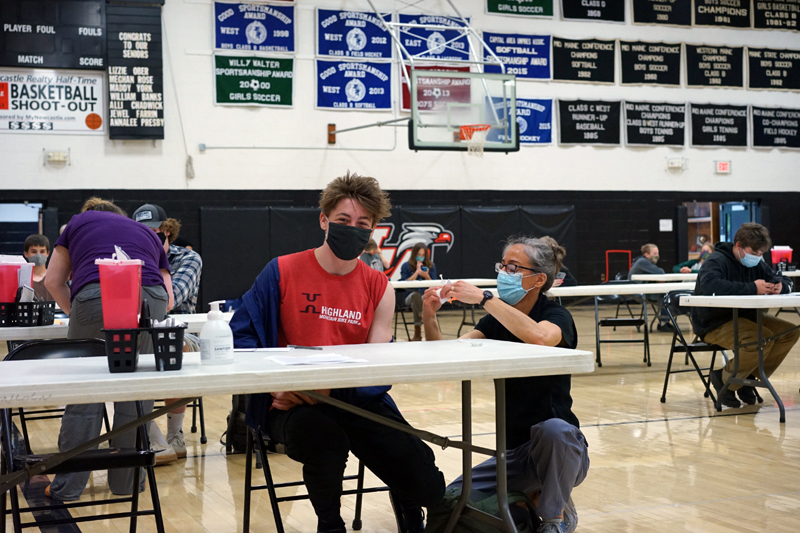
[460,124,491,157]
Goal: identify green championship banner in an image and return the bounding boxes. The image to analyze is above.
[214,54,293,107]
[486,0,553,17]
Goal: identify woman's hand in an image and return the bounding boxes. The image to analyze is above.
[440,281,484,305]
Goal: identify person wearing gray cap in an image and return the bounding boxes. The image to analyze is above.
[133,203,203,463]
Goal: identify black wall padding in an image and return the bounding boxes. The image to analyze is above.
[520,205,578,272]
[461,206,522,279]
[270,208,324,259]
[199,207,271,308]
[397,206,462,279]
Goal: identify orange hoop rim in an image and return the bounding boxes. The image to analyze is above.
[460,124,491,141]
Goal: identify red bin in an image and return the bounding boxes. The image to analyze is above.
[771,248,793,265]
[0,264,22,302]
[95,259,143,329]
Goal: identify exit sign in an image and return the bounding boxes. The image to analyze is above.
[715,161,731,174]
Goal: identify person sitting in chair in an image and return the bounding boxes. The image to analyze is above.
[693,223,799,408]
[230,173,445,533]
[399,243,437,341]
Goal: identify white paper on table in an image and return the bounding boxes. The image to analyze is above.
[234,347,294,352]
[268,354,368,365]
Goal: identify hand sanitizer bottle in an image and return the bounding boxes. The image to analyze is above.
[200,300,234,365]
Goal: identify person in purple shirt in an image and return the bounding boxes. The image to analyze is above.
[44,198,174,501]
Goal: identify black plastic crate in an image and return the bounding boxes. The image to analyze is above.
[0,302,40,327]
[151,326,186,371]
[37,301,56,326]
[103,328,140,373]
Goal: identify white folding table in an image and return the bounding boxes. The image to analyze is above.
[631,273,697,282]
[0,339,594,533]
[0,312,232,343]
[680,293,800,423]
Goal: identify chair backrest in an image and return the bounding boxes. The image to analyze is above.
[662,290,694,320]
[4,338,107,361]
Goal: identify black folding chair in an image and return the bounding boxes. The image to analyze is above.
[594,280,650,367]
[243,426,412,533]
[1,339,165,533]
[3,339,111,454]
[394,291,412,341]
[659,290,762,405]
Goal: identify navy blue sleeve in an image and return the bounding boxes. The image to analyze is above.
[399,262,412,281]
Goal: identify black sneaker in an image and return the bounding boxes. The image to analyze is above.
[710,369,741,408]
[390,493,425,533]
[316,517,346,533]
[656,322,674,333]
[737,375,758,405]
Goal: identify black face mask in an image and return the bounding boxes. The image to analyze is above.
[156,232,168,245]
[326,221,372,261]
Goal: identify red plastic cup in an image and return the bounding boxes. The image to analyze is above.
[95,259,143,329]
[0,264,22,302]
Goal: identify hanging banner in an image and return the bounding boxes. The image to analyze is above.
[620,41,681,86]
[558,99,620,144]
[624,101,686,146]
[214,2,295,53]
[752,106,800,148]
[486,0,554,17]
[694,0,752,28]
[747,47,800,90]
[397,14,470,61]
[552,37,615,84]
[0,68,105,134]
[690,103,747,147]
[400,64,470,112]
[214,54,293,107]
[561,0,625,22]
[316,9,392,59]
[482,32,551,80]
[316,60,391,110]
[107,5,164,140]
[631,0,692,26]
[685,44,744,88]
[753,0,799,30]
[0,0,106,71]
[486,97,553,144]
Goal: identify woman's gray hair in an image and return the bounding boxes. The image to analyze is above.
[502,236,558,292]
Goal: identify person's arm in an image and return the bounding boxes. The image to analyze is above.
[161,269,174,311]
[696,258,757,295]
[443,281,564,346]
[377,249,391,269]
[636,258,666,275]
[399,262,416,281]
[672,259,697,273]
[422,285,487,341]
[44,245,72,315]
[366,282,395,343]
[170,252,202,310]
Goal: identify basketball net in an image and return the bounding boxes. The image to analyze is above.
[460,124,491,158]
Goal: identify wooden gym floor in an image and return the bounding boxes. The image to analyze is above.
[4,304,800,532]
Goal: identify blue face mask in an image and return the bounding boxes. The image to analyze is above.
[415,255,425,262]
[740,249,762,268]
[497,270,533,305]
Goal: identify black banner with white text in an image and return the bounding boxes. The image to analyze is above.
[624,101,686,146]
[690,103,747,147]
[558,99,621,144]
[552,37,615,84]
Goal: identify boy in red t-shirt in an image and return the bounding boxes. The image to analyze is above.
[231,173,444,533]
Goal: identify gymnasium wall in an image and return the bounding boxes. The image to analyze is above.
[2,0,799,192]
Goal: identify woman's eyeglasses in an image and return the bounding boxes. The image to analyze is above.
[495,262,538,275]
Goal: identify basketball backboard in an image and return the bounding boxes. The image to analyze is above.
[408,70,519,152]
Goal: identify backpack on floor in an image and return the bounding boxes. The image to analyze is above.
[425,485,539,533]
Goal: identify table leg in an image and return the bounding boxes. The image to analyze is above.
[494,379,517,533]
[443,381,472,533]
[756,310,786,423]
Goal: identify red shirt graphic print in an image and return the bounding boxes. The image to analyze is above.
[277,249,388,347]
